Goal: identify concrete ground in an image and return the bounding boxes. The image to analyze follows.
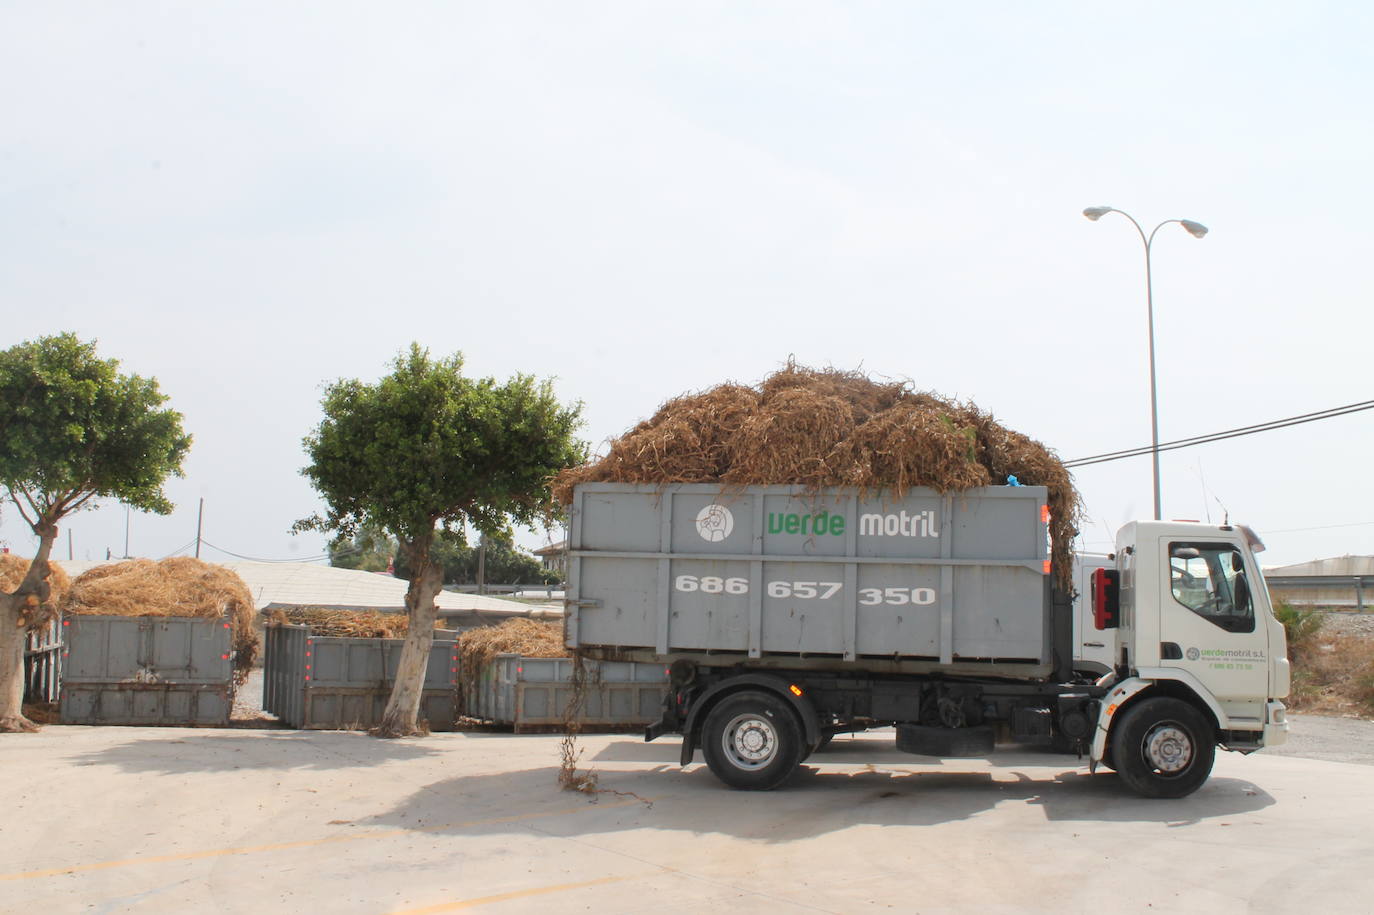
[2,718,1371,915]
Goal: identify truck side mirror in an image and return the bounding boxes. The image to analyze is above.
[1091,567,1120,630]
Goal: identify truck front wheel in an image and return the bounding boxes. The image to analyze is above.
[1112,697,1215,798]
[701,690,804,790]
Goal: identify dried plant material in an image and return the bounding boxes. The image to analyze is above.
[62,558,257,677]
[457,618,566,679]
[554,360,1081,585]
[0,554,71,631]
[268,607,412,639]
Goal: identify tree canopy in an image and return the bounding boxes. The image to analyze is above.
[1,333,191,527]
[299,345,583,546]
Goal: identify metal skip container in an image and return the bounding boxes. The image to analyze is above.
[565,483,1054,675]
[464,654,669,732]
[59,615,235,726]
[263,624,460,730]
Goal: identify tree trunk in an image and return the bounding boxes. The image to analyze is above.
[1,528,56,733]
[375,534,444,737]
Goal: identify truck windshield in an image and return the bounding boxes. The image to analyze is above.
[1169,542,1255,633]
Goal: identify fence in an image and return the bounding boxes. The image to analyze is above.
[59,615,235,726]
[465,654,669,732]
[23,617,62,704]
[263,625,460,730]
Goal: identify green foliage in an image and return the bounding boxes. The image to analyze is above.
[0,333,191,527]
[328,526,397,573]
[395,533,556,585]
[298,344,584,563]
[328,525,556,585]
[1273,601,1324,661]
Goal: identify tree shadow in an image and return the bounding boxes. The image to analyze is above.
[73,730,445,774]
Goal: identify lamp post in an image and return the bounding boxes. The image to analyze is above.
[1083,206,1208,521]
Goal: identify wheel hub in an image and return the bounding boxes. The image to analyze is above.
[1145,724,1192,773]
[723,714,777,769]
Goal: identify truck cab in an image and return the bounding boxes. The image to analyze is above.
[1088,521,1289,795]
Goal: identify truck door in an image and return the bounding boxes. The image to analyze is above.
[1155,538,1270,724]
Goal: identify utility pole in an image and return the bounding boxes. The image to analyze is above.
[68,528,73,561]
[195,498,204,559]
[123,505,130,559]
[476,537,487,595]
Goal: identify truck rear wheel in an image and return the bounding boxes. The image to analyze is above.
[701,690,804,790]
[1112,697,1215,798]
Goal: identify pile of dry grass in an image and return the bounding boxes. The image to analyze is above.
[457,618,566,674]
[555,361,1080,584]
[0,554,71,631]
[266,607,411,639]
[265,607,461,639]
[62,558,257,674]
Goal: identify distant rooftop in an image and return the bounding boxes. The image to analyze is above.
[1263,555,1374,577]
[55,559,540,616]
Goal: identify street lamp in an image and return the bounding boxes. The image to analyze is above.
[1083,205,1208,521]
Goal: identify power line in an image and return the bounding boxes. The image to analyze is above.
[198,539,344,564]
[1065,398,1374,468]
[158,539,198,560]
[1262,520,1374,535]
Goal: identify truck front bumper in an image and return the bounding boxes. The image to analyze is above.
[1263,700,1289,748]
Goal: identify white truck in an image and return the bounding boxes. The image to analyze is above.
[565,483,1289,798]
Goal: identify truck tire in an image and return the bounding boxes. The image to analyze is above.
[701,690,804,790]
[1111,697,1215,799]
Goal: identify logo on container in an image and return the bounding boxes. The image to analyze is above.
[696,504,734,542]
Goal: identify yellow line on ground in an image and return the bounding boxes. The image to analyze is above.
[0,799,648,883]
[389,875,634,913]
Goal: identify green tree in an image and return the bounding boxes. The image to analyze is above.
[0,334,190,732]
[297,345,583,737]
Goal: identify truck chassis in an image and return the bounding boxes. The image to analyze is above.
[649,662,1224,798]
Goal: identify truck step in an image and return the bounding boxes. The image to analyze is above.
[895,724,995,758]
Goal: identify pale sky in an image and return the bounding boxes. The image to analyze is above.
[2,2,1371,569]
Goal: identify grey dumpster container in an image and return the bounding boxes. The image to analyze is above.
[59,615,234,726]
[263,624,459,730]
[465,654,669,732]
[566,482,1053,676]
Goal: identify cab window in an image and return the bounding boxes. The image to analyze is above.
[1168,541,1254,633]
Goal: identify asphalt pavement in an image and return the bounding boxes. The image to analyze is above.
[2,715,1372,914]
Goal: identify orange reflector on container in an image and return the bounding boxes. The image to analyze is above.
[1043,560,1052,574]
[789,684,803,697]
